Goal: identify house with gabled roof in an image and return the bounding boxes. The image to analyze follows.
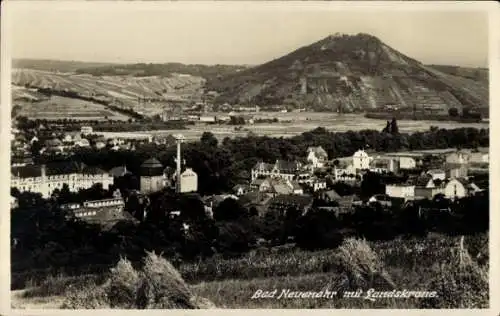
[412,174,445,199]
[307,146,328,168]
[251,159,304,181]
[444,178,482,199]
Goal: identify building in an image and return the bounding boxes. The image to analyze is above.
[446,151,470,165]
[398,156,418,169]
[370,157,399,174]
[446,164,468,179]
[307,146,328,168]
[233,184,249,196]
[333,159,358,182]
[11,196,18,209]
[139,158,166,194]
[180,168,198,193]
[385,183,415,199]
[62,190,127,224]
[469,149,489,164]
[81,126,93,135]
[75,138,90,147]
[444,178,482,199]
[251,160,303,181]
[258,177,295,195]
[310,178,327,192]
[267,194,314,216]
[413,175,445,199]
[200,116,216,123]
[11,161,113,198]
[426,169,446,181]
[109,166,132,178]
[352,149,372,170]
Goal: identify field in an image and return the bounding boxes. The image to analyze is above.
[11,68,206,114]
[14,96,131,121]
[11,234,488,309]
[96,113,490,142]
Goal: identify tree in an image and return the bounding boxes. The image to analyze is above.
[390,118,399,135]
[213,198,249,221]
[448,107,459,117]
[382,121,391,133]
[200,132,218,147]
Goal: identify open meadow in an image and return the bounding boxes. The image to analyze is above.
[14,96,131,121]
[96,113,489,142]
[11,233,488,309]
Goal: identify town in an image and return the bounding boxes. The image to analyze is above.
[7,5,491,309]
[10,115,489,225]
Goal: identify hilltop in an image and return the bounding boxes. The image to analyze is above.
[205,33,488,114]
[12,59,117,73]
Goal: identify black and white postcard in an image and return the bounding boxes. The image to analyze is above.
[0,1,498,313]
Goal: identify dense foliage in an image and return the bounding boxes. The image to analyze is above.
[31,126,489,195]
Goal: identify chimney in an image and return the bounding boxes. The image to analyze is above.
[41,164,47,179]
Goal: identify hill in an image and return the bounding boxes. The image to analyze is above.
[206,33,488,115]
[12,59,117,73]
[11,69,207,117]
[73,63,249,82]
[426,64,488,84]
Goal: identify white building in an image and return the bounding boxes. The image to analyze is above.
[352,149,372,170]
[11,162,113,199]
[180,168,198,193]
[385,184,415,199]
[426,169,446,181]
[81,126,93,136]
[333,159,358,182]
[445,151,470,165]
[251,160,303,181]
[444,178,482,199]
[307,146,328,168]
[200,116,216,123]
[399,156,418,169]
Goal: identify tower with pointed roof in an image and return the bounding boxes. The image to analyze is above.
[139,157,165,194]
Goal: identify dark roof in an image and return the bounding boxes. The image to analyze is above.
[414,174,433,187]
[12,165,42,178]
[239,191,268,205]
[82,165,107,175]
[140,158,164,176]
[141,158,163,168]
[252,161,274,171]
[323,190,342,201]
[275,160,301,172]
[45,161,83,176]
[109,166,131,178]
[268,194,314,209]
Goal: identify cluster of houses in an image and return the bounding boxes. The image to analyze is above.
[10,153,199,225]
[217,145,489,217]
[11,125,178,162]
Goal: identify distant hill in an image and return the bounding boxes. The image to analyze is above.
[426,64,488,84]
[205,33,488,114]
[12,59,117,73]
[73,63,249,82]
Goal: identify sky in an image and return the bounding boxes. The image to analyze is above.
[8,3,489,67]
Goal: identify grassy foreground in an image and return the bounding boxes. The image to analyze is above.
[11,235,488,309]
